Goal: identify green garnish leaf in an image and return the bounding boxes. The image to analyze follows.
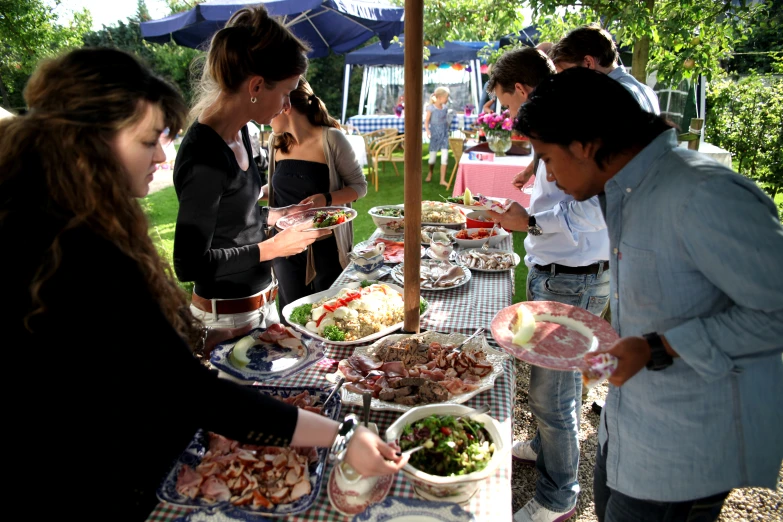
[289,303,313,326]
[323,325,347,341]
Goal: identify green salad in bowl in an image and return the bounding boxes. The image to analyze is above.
[386,403,506,504]
[400,414,495,477]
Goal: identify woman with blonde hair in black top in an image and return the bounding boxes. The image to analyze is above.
[174,5,329,330]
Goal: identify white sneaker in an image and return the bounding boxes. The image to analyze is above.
[511,439,537,465]
[513,499,576,522]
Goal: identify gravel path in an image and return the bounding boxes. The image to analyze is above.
[511,360,783,522]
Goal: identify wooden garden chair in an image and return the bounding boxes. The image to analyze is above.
[362,128,398,181]
[446,136,466,190]
[370,134,406,191]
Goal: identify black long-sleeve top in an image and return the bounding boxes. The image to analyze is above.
[1,170,298,520]
[173,122,272,298]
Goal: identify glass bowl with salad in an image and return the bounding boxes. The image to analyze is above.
[385,403,506,504]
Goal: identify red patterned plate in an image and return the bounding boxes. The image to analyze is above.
[490,301,618,371]
[327,465,394,517]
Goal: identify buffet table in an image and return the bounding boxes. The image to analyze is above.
[453,153,536,208]
[346,114,478,135]
[146,232,517,522]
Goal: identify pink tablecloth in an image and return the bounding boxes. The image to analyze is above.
[453,152,536,208]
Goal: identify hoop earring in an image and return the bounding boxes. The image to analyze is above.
[250,97,257,104]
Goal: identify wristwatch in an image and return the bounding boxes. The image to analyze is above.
[528,215,543,236]
[643,332,673,371]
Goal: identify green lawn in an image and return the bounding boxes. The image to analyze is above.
[142,148,530,303]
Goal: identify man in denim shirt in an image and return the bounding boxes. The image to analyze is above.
[515,67,783,521]
[488,47,610,522]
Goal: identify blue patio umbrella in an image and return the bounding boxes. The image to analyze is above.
[140,0,405,58]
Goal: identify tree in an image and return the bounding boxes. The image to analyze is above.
[706,70,782,199]
[388,0,529,49]
[726,0,782,74]
[523,0,764,86]
[0,0,91,110]
[81,1,200,104]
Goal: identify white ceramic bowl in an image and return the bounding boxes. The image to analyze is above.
[449,227,508,249]
[368,205,405,235]
[385,403,507,504]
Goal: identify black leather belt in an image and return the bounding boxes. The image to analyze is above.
[534,261,609,275]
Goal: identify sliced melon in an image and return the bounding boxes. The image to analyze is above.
[512,304,536,346]
[463,187,473,206]
[229,335,257,367]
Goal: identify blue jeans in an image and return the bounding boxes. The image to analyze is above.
[525,265,610,512]
[594,441,730,522]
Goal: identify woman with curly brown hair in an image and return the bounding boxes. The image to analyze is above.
[174,5,329,331]
[0,47,405,521]
[267,77,367,311]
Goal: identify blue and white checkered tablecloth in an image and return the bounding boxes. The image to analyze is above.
[347,114,478,135]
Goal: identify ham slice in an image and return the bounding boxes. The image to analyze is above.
[347,354,383,372]
[201,476,232,502]
[175,465,204,499]
[375,238,406,263]
[380,361,407,376]
[259,323,296,343]
[338,359,365,382]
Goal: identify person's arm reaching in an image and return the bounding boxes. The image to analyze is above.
[662,176,783,381]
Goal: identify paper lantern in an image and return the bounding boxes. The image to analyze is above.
[465,65,472,72]
[452,63,464,70]
[426,63,438,70]
[439,62,451,69]
[480,64,489,74]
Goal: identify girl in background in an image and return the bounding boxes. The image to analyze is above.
[266,77,367,311]
[424,86,451,187]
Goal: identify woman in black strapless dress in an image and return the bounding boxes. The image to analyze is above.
[266,78,367,312]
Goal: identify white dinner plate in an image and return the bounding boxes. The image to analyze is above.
[335,331,508,413]
[282,282,424,346]
[352,497,475,521]
[391,259,471,291]
[275,206,357,231]
[455,248,520,272]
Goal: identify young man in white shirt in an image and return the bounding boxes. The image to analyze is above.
[487,47,610,522]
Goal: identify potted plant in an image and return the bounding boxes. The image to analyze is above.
[476,110,514,156]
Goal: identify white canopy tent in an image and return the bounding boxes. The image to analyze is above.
[340,38,494,123]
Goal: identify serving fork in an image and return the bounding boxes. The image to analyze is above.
[481,223,499,252]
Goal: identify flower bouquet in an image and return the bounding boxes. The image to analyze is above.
[394,103,404,117]
[476,110,514,156]
[464,104,476,116]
